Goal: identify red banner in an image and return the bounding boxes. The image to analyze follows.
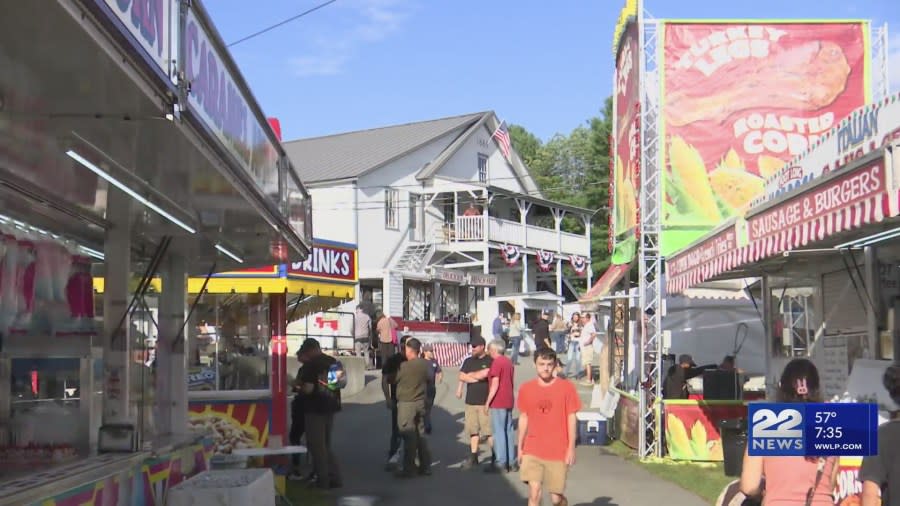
[610,14,641,264]
[664,401,747,461]
[661,22,869,256]
[748,160,884,242]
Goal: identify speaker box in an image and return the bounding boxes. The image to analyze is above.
[702,370,742,400]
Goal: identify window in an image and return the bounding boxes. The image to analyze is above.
[385,188,400,229]
[477,153,489,182]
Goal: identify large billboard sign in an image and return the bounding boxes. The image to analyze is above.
[660,21,870,256]
[610,0,641,264]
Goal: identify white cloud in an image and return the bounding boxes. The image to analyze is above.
[889,32,900,94]
[289,0,413,77]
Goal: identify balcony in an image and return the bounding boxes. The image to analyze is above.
[441,216,590,257]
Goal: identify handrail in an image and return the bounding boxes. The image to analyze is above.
[384,224,412,269]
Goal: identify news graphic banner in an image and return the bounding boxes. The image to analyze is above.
[660,21,870,256]
[610,0,641,264]
[748,403,878,457]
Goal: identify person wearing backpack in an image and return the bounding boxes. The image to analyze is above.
[740,358,838,505]
[297,338,345,489]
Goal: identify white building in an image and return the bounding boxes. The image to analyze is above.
[284,112,594,324]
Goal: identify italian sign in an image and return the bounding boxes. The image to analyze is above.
[610,1,641,264]
[99,0,175,80]
[184,8,279,204]
[660,21,870,256]
[759,93,900,205]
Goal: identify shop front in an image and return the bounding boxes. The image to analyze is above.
[665,95,900,500]
[0,1,311,504]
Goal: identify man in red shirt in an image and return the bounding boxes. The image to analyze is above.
[484,338,517,473]
[517,348,581,506]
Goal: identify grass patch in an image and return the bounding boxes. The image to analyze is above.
[285,480,334,506]
[604,440,734,504]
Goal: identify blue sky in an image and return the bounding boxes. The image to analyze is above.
[205,0,898,143]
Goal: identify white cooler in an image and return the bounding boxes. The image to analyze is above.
[166,468,275,506]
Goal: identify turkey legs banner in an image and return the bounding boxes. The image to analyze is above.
[610,0,640,264]
[660,21,870,257]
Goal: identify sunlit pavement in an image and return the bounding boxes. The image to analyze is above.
[329,364,707,506]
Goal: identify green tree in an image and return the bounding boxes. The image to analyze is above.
[508,98,614,285]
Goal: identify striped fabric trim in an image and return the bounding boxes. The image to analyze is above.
[666,191,898,295]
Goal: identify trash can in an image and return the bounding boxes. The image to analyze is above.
[720,418,747,477]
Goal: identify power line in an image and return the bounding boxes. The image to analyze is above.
[227,0,339,48]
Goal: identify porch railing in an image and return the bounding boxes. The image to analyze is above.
[454,216,484,241]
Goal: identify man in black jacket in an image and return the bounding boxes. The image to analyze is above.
[532,310,552,351]
[298,338,342,489]
[663,354,717,399]
[382,335,409,469]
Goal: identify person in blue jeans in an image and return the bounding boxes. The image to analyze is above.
[484,339,518,473]
[564,312,582,379]
[508,313,524,365]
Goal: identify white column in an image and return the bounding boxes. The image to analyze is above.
[522,253,529,293]
[518,199,532,294]
[103,188,132,426]
[584,215,593,289]
[156,246,188,437]
[554,209,565,299]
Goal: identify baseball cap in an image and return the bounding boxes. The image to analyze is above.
[470,336,486,348]
[678,354,696,366]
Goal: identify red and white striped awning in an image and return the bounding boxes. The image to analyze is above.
[667,159,899,295]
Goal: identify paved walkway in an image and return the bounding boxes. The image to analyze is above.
[329,364,707,506]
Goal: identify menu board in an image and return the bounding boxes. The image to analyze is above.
[818,335,850,399]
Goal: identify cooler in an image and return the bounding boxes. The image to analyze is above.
[576,412,608,446]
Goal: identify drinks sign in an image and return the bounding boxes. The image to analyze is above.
[99,0,175,79]
[758,93,900,205]
[184,8,279,204]
[288,243,356,282]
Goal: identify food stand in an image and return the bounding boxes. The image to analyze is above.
[0,1,312,504]
[666,95,900,502]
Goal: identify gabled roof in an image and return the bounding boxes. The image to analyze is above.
[283,112,487,183]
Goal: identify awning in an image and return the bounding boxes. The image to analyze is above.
[580,263,630,302]
[667,155,900,295]
[93,240,357,299]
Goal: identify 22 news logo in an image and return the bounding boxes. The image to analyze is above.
[750,407,805,454]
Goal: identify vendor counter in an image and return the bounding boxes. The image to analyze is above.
[0,434,213,506]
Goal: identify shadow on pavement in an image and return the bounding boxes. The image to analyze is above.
[572,498,619,506]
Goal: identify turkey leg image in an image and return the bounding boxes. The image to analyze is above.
[666,41,851,127]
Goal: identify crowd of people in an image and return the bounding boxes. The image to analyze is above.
[289,318,585,505]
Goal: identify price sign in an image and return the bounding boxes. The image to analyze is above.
[748,403,878,457]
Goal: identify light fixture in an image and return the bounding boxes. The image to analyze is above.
[215,243,244,263]
[80,246,105,260]
[834,225,900,250]
[66,150,197,234]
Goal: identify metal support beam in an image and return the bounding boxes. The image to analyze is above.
[638,9,663,459]
[865,246,878,359]
[156,247,187,438]
[102,188,133,426]
[762,275,775,399]
[270,293,288,442]
[873,23,890,102]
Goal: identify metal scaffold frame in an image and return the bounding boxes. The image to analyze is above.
[638,11,663,459]
[873,22,890,101]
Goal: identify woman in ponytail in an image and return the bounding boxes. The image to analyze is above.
[740,358,838,505]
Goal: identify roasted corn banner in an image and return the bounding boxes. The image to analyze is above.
[610,4,641,264]
[660,21,870,256]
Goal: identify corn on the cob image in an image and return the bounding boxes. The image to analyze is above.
[615,156,637,233]
[668,136,721,224]
[758,154,786,178]
[708,168,765,212]
[690,420,709,460]
[665,413,693,460]
[708,439,724,461]
[720,148,744,171]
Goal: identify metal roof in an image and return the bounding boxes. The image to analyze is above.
[283,112,487,183]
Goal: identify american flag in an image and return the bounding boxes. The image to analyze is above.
[491,120,511,160]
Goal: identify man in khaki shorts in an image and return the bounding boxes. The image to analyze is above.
[457,336,494,469]
[517,348,581,506]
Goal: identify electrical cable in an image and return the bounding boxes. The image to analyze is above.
[227,0,339,47]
